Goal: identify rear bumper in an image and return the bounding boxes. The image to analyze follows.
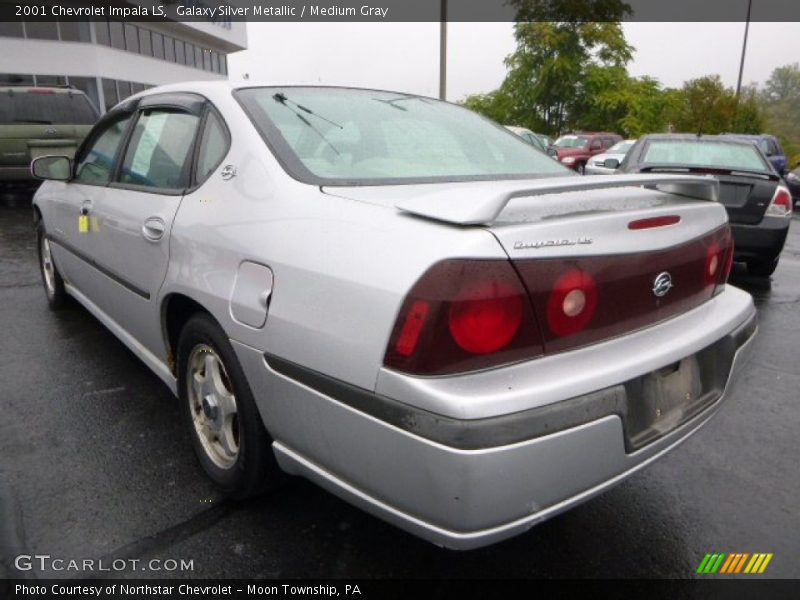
[232,286,756,549]
[731,215,791,262]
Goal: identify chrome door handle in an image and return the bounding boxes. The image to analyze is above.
[142,217,166,242]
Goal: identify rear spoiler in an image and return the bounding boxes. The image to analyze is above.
[396,174,719,226]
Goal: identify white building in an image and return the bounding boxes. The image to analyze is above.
[0,15,246,113]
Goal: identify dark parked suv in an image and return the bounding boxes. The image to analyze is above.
[721,134,787,175]
[620,134,793,277]
[0,85,98,192]
[547,131,622,174]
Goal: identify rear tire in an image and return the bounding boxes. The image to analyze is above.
[177,313,280,499]
[36,221,67,310]
[576,162,586,175]
[747,257,779,278]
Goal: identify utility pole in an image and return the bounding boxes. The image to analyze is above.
[439,0,447,101]
[733,0,753,130]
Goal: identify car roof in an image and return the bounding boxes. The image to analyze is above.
[638,133,757,146]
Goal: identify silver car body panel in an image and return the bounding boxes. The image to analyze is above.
[32,81,757,549]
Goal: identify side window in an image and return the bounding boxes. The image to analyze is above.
[74,114,134,185]
[119,109,199,190]
[195,110,229,184]
[590,139,602,150]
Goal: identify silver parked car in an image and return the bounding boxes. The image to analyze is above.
[31,82,756,550]
[584,139,637,175]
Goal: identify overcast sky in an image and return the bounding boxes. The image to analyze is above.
[228,22,799,101]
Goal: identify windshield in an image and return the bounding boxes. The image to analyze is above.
[0,91,97,125]
[643,140,769,171]
[235,87,568,185]
[608,140,635,154]
[554,135,588,149]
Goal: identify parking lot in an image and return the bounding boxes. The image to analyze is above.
[1,195,798,580]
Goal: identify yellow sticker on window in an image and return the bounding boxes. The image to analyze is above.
[78,215,89,233]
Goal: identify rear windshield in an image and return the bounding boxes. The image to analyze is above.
[0,91,98,125]
[554,135,588,148]
[643,140,769,171]
[235,87,568,185]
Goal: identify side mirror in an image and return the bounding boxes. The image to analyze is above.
[31,155,72,181]
[603,158,621,169]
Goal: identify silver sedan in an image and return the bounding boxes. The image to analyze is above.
[31,82,755,549]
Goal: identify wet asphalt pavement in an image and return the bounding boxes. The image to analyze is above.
[0,194,798,580]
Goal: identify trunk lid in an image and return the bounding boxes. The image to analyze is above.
[324,175,731,353]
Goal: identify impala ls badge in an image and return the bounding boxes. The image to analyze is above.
[514,237,593,250]
[45,128,57,135]
[652,272,674,297]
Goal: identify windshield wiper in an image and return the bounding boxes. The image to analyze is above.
[273,93,343,129]
[273,93,342,156]
[372,95,427,112]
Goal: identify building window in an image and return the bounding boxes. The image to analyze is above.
[131,82,145,94]
[174,39,185,65]
[24,21,58,40]
[0,21,24,38]
[58,20,91,43]
[0,74,35,84]
[117,81,132,101]
[68,76,101,114]
[102,78,118,111]
[34,75,67,86]
[94,20,110,46]
[211,52,219,74]
[124,24,139,54]
[195,46,203,70]
[164,36,175,63]
[185,43,195,68]
[203,49,211,71]
[138,28,152,56]
[152,32,164,59]
[220,55,227,76]
[109,20,125,50]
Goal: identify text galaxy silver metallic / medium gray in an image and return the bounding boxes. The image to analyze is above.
[31,81,756,549]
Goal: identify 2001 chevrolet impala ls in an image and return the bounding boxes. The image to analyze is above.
[31,82,757,549]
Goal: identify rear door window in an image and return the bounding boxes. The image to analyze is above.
[119,109,200,190]
[0,91,98,125]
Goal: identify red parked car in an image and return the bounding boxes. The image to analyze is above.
[548,132,623,174]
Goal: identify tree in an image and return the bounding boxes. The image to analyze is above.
[759,63,800,163]
[673,75,736,134]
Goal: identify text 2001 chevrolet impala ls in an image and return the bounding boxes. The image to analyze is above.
[31,82,756,549]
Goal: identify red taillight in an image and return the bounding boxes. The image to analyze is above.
[394,300,429,357]
[705,240,721,288]
[767,187,793,217]
[384,260,543,375]
[449,281,523,354]
[628,215,681,230]
[714,226,734,295]
[545,269,598,337]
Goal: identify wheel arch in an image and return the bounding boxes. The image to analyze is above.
[162,292,218,375]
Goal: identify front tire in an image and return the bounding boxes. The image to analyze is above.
[746,257,779,278]
[576,162,586,175]
[36,222,67,310]
[177,313,279,498]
